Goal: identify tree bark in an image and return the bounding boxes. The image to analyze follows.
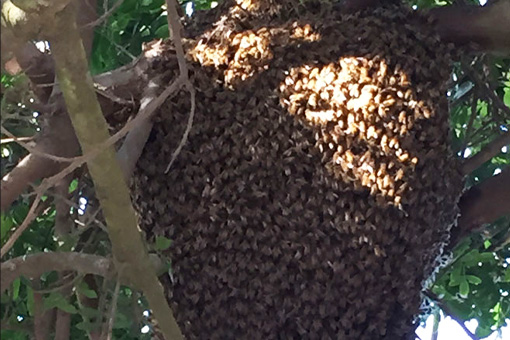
[451,167,510,245]
[428,0,510,53]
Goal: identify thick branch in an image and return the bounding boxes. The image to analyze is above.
[1,252,113,291]
[428,0,510,53]
[452,167,510,246]
[1,251,167,292]
[47,2,182,339]
[338,0,510,52]
[0,112,80,211]
[33,292,55,340]
[462,132,510,174]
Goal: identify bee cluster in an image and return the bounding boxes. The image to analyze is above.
[132,0,463,338]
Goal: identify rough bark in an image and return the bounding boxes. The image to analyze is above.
[462,132,510,175]
[0,112,79,211]
[428,0,510,53]
[452,167,510,245]
[1,251,167,290]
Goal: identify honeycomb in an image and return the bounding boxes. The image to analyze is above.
[132,1,463,338]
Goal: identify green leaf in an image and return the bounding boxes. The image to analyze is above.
[459,280,469,298]
[12,204,29,225]
[154,24,169,39]
[503,268,510,282]
[449,267,462,286]
[154,236,172,251]
[44,292,78,314]
[483,239,491,249]
[26,287,34,316]
[1,292,10,304]
[79,306,101,319]
[68,179,79,193]
[492,301,501,321]
[1,329,29,340]
[76,281,98,299]
[1,213,13,240]
[12,278,21,301]
[75,320,96,332]
[113,311,131,329]
[475,324,493,338]
[466,275,482,285]
[504,89,510,107]
[452,237,471,257]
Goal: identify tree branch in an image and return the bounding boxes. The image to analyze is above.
[462,131,510,174]
[452,166,510,246]
[428,0,510,53]
[54,285,72,340]
[33,291,54,340]
[47,2,182,338]
[0,111,80,212]
[424,291,480,340]
[1,0,98,212]
[1,251,167,292]
[1,252,113,291]
[164,0,195,173]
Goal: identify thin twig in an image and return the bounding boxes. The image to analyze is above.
[165,86,195,173]
[0,191,44,258]
[460,88,479,155]
[0,136,33,144]
[164,0,195,173]
[462,131,510,174]
[92,276,110,337]
[32,274,82,295]
[82,0,125,28]
[424,291,480,340]
[469,128,495,148]
[462,61,510,119]
[94,83,135,106]
[450,85,474,108]
[105,266,124,340]
[165,0,187,77]
[1,76,183,258]
[431,308,440,340]
[97,30,138,61]
[1,126,75,163]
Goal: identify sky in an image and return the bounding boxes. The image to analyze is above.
[416,314,510,340]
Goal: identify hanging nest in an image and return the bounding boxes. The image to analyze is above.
[132,0,463,338]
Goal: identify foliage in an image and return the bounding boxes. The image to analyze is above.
[1,0,509,339]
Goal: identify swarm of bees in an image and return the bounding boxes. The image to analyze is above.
[132,0,463,338]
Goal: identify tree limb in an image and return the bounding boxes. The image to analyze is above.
[1,0,98,212]
[0,111,80,212]
[462,132,510,174]
[337,0,510,53]
[428,0,510,53]
[164,0,195,173]
[46,2,183,338]
[451,166,510,246]
[54,285,72,340]
[1,252,113,291]
[33,291,54,340]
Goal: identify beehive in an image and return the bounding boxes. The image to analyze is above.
[132,0,463,338]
